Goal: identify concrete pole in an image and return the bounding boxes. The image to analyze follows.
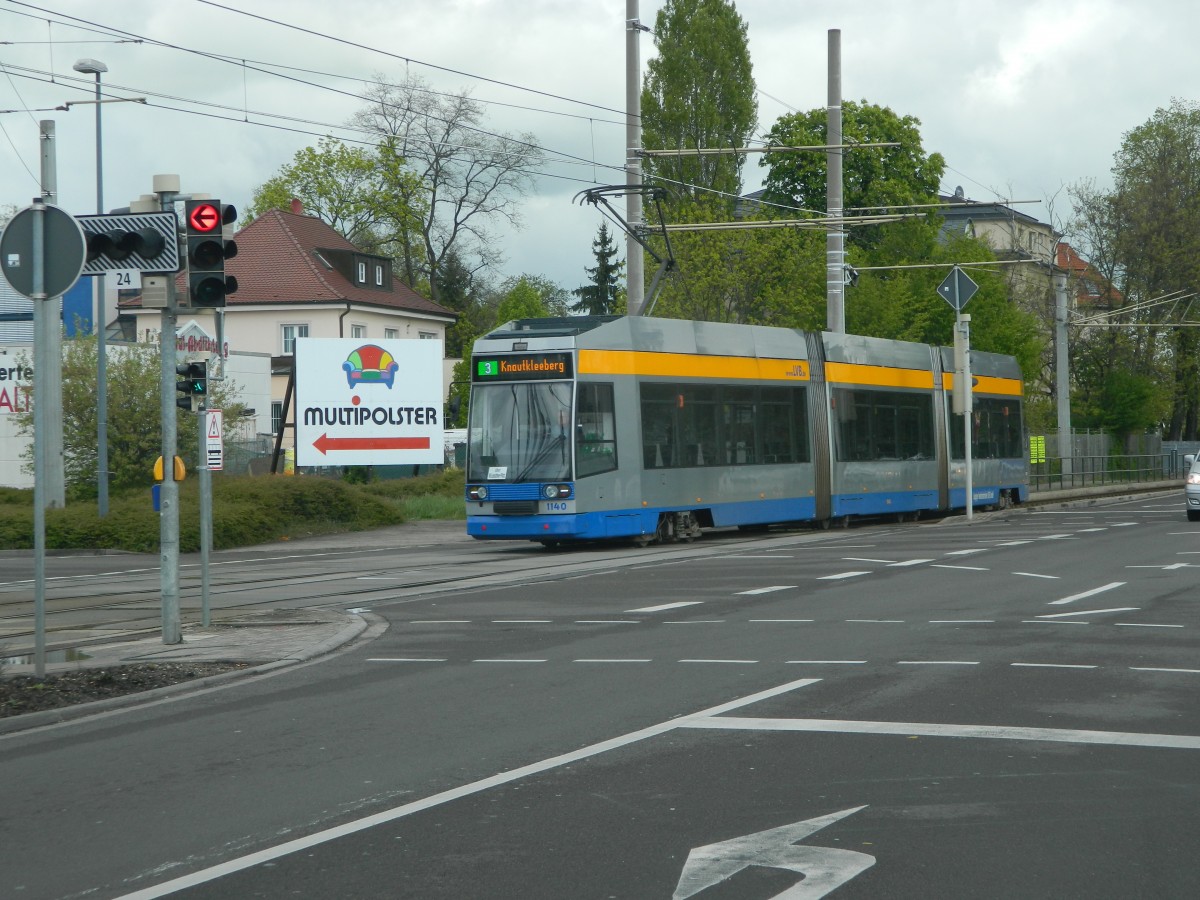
[1054,270,1072,476]
[38,121,65,508]
[156,175,182,644]
[826,29,845,334]
[625,0,645,316]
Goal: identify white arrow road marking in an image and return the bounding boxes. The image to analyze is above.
[673,806,874,899]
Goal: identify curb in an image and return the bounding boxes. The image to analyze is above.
[0,613,382,737]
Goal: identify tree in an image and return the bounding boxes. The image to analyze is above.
[572,222,625,315]
[349,73,544,303]
[761,100,945,252]
[641,0,758,203]
[12,336,246,494]
[245,136,426,275]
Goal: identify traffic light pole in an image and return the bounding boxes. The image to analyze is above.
[156,177,182,645]
[199,398,212,627]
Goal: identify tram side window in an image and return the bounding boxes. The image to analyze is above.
[641,383,809,468]
[834,388,934,461]
[951,397,1023,459]
[575,383,618,476]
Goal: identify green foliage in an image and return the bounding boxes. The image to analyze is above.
[9,337,246,495]
[642,0,757,201]
[572,222,625,315]
[0,470,466,552]
[761,100,945,253]
[1074,369,1169,437]
[245,136,427,265]
[495,277,551,322]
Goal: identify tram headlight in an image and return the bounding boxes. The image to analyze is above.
[542,484,571,499]
[468,485,489,501]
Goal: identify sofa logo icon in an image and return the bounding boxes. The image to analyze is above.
[343,344,399,389]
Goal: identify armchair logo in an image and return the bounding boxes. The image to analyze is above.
[343,344,399,389]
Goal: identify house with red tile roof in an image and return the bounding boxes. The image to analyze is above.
[123,200,456,445]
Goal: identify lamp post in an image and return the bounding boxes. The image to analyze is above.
[73,58,110,516]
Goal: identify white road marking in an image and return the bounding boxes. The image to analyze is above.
[1011,662,1097,669]
[1112,522,1139,527]
[1022,620,1090,625]
[680,659,758,664]
[1039,534,1074,540]
[843,557,894,563]
[665,620,726,625]
[1116,623,1184,628]
[818,571,870,580]
[627,601,703,612]
[473,658,547,663]
[897,660,979,666]
[945,548,985,556]
[1037,607,1140,619]
[750,619,815,623]
[1077,528,1108,532]
[1049,581,1125,605]
[683,717,1200,750]
[996,540,1033,546]
[736,585,796,595]
[786,660,867,665]
[1013,572,1059,579]
[111,679,824,900]
[888,558,933,566]
[575,619,641,624]
[574,659,652,663]
[491,619,552,623]
[846,618,904,623]
[1130,667,1200,674]
[932,564,989,571]
[673,806,874,900]
[929,619,994,623]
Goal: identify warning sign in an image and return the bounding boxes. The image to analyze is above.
[205,408,224,471]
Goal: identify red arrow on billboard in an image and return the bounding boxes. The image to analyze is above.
[188,203,220,233]
[312,434,431,455]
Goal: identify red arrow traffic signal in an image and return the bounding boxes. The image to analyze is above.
[187,203,220,233]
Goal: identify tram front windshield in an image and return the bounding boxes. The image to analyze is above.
[467,381,573,483]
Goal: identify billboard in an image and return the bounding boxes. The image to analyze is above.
[294,338,443,467]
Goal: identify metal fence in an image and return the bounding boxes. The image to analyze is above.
[1029,431,1199,492]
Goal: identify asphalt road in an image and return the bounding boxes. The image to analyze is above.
[3,494,1198,899]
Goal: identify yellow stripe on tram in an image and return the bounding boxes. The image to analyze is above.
[578,349,810,382]
[941,373,1023,397]
[824,361,935,390]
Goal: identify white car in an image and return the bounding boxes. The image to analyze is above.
[1187,454,1200,521]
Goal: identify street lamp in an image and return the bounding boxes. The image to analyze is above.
[73,58,110,516]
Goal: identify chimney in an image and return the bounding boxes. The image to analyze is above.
[290,198,303,215]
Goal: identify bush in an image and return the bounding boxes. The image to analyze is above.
[0,469,466,552]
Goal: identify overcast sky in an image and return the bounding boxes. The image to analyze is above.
[1,0,1194,297]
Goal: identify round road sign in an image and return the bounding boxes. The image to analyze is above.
[0,202,87,299]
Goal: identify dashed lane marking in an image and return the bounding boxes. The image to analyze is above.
[1014,572,1059,579]
[1037,607,1140,619]
[736,585,796,595]
[817,571,871,580]
[889,558,933,566]
[931,564,989,571]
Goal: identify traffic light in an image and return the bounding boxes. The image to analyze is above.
[175,361,208,411]
[76,211,180,275]
[184,200,238,307]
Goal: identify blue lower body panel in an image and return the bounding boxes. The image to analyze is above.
[468,496,818,541]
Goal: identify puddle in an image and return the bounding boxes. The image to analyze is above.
[2,648,93,665]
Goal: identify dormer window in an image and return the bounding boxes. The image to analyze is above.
[375,264,384,286]
[356,262,366,284]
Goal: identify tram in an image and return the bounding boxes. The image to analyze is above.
[464,315,1027,545]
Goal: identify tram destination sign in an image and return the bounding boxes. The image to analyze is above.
[474,352,573,382]
[294,338,444,467]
